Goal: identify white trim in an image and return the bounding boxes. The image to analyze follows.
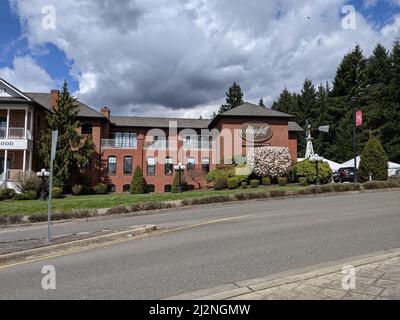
[0,78,32,102]
[6,109,9,139]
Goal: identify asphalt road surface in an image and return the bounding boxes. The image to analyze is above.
[0,190,399,299]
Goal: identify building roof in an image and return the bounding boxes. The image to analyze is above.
[220,102,294,118]
[25,92,105,118]
[110,116,210,129]
[288,121,303,132]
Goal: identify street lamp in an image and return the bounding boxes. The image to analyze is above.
[310,154,324,186]
[36,168,50,200]
[173,162,186,193]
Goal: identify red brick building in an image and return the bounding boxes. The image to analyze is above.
[0,79,302,193]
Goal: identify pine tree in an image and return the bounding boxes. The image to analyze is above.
[358,134,388,182]
[217,82,244,115]
[258,97,266,107]
[130,165,147,194]
[38,81,94,190]
[271,88,299,114]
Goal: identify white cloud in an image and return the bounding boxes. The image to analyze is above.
[0,55,55,92]
[8,0,400,118]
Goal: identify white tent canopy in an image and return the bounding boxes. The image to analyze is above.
[340,156,400,176]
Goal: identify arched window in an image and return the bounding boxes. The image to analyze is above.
[123,184,131,193]
[108,156,117,176]
[147,184,155,193]
[164,185,172,192]
[108,184,116,193]
[124,156,132,175]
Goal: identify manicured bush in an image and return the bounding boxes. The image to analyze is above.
[298,177,308,186]
[278,177,288,186]
[72,184,85,196]
[362,181,389,190]
[292,159,332,184]
[181,195,232,206]
[106,205,130,215]
[93,183,107,195]
[214,176,228,190]
[131,165,147,194]
[52,187,64,198]
[269,190,287,198]
[13,193,28,200]
[227,177,239,189]
[206,166,248,184]
[0,215,23,225]
[358,135,388,182]
[25,190,38,200]
[250,179,260,188]
[241,182,248,189]
[262,177,271,186]
[0,188,16,201]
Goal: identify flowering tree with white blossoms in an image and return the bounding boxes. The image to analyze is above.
[247,146,292,177]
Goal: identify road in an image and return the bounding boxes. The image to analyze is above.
[0,190,399,299]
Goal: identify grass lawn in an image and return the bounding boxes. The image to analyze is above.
[0,185,305,216]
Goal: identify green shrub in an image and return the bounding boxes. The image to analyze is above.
[262,177,271,186]
[0,188,16,201]
[298,177,308,186]
[14,171,42,194]
[241,182,248,189]
[131,165,147,194]
[278,177,288,186]
[72,184,85,196]
[250,179,259,188]
[358,135,388,182]
[227,177,239,189]
[206,166,248,184]
[52,187,64,198]
[13,193,28,200]
[25,190,38,200]
[93,183,107,195]
[292,159,332,184]
[181,196,232,206]
[214,176,228,190]
[106,205,130,215]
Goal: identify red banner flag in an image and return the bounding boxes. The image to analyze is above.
[356,110,363,127]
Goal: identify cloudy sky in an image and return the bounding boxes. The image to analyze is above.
[0,0,399,118]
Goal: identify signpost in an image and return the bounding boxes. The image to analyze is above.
[47,130,58,242]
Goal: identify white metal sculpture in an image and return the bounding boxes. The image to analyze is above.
[304,119,315,159]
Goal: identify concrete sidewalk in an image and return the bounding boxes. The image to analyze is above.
[167,249,400,300]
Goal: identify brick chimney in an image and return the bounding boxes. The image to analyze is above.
[50,89,59,111]
[100,107,110,119]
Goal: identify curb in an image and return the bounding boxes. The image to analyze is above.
[1,187,399,229]
[0,224,156,267]
[165,248,400,300]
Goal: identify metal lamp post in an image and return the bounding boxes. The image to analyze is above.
[351,96,358,184]
[36,168,50,200]
[174,162,186,193]
[311,154,323,186]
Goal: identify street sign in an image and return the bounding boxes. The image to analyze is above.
[51,130,58,161]
[356,110,363,127]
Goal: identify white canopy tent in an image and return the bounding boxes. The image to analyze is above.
[340,156,400,176]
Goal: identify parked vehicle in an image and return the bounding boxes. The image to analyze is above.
[336,167,356,183]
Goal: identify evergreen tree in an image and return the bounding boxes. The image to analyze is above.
[271,88,298,114]
[217,82,244,115]
[258,97,266,107]
[38,81,94,190]
[331,45,366,97]
[358,134,388,182]
[130,165,147,194]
